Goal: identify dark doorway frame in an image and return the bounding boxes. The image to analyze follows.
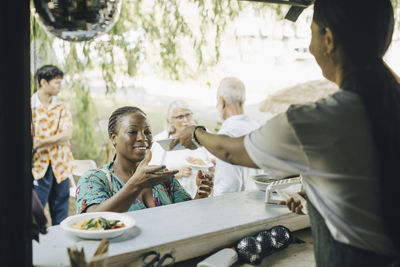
[0,1,33,266]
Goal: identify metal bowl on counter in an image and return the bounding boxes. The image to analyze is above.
[251,173,299,191]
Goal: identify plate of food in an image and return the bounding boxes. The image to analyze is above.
[186,156,213,170]
[60,212,135,239]
[156,138,186,151]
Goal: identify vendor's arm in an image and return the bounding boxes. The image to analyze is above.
[170,127,257,168]
[171,112,308,175]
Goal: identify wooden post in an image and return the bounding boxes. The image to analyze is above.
[0,0,32,266]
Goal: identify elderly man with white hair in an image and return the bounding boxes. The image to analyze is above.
[213,77,261,196]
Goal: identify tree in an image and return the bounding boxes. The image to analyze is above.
[30,0,244,163]
[30,0,400,163]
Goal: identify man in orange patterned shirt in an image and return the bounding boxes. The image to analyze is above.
[32,65,75,225]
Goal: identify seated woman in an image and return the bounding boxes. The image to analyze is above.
[150,100,214,198]
[75,106,213,213]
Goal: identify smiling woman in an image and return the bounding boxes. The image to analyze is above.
[75,106,214,214]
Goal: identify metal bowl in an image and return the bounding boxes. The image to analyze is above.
[251,174,299,191]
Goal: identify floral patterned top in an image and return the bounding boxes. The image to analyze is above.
[75,162,192,213]
[31,92,75,183]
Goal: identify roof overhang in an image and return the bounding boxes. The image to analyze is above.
[240,0,314,22]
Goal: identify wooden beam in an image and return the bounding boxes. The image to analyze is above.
[240,0,310,7]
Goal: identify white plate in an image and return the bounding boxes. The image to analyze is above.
[60,212,135,239]
[156,138,186,151]
[186,160,213,171]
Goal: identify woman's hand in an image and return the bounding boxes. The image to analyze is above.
[278,190,307,215]
[128,151,178,190]
[175,166,192,178]
[194,170,214,199]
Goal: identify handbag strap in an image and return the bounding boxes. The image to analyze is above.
[99,168,115,196]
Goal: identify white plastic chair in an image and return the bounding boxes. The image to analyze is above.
[69,159,97,197]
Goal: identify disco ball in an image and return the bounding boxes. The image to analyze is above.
[255,230,275,256]
[33,0,122,42]
[236,236,263,265]
[269,225,293,250]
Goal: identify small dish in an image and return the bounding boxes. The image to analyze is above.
[186,157,213,171]
[251,174,299,191]
[187,161,214,171]
[156,138,186,151]
[60,212,135,239]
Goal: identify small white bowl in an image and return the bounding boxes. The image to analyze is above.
[186,160,213,171]
[60,212,135,239]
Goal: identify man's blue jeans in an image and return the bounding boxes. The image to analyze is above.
[33,165,69,225]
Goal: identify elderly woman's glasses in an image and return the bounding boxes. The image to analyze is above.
[173,112,193,121]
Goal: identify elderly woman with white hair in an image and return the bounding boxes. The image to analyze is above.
[150,100,214,198]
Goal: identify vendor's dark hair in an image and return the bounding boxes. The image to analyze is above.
[314,0,400,255]
[35,65,64,85]
[108,106,147,137]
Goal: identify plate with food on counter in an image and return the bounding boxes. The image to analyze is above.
[60,212,135,239]
[186,156,213,171]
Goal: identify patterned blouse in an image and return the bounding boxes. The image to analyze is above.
[75,162,192,213]
[31,92,75,183]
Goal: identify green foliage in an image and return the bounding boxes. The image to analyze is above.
[68,83,103,163]
[393,0,399,9]
[30,0,400,163]
[30,0,244,163]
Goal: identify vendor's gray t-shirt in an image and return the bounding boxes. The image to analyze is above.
[244,90,396,256]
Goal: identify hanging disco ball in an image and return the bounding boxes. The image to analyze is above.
[33,0,122,42]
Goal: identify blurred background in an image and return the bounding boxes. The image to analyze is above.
[30,0,400,167]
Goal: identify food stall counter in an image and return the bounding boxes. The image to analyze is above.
[33,190,310,266]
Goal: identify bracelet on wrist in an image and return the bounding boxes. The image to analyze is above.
[192,125,206,146]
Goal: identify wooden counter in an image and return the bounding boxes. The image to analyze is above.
[33,190,310,266]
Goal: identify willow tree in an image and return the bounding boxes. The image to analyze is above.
[30,0,247,162]
[31,0,400,162]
